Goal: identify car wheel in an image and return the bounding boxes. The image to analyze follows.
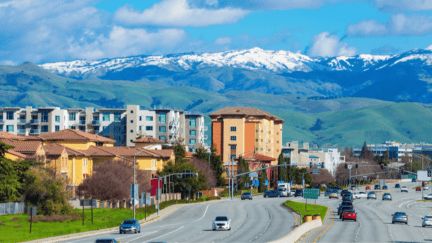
[406,222,408,225]
[119,232,122,234]
[213,229,216,231]
[392,221,394,224]
[228,228,231,231]
[135,229,138,234]
[423,225,425,227]
[342,218,344,221]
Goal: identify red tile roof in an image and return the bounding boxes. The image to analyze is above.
[133,136,164,144]
[0,138,42,154]
[43,143,66,156]
[0,132,25,140]
[238,152,276,162]
[185,151,194,157]
[6,150,29,159]
[86,146,173,159]
[209,107,284,122]
[38,129,115,143]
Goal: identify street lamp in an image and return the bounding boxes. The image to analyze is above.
[133,143,171,219]
[230,150,255,200]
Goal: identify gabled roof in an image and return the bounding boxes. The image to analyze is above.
[0,138,42,154]
[38,129,115,143]
[0,132,25,140]
[86,146,174,159]
[64,147,89,157]
[236,152,276,162]
[209,107,284,123]
[6,150,29,160]
[43,143,66,156]
[133,136,164,144]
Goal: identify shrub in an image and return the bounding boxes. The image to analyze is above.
[13,225,21,228]
[9,217,20,222]
[28,213,81,223]
[0,221,5,226]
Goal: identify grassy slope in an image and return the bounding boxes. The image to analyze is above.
[285,200,328,223]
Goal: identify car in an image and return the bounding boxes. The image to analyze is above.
[374,185,380,190]
[365,186,371,190]
[212,216,231,231]
[324,190,332,196]
[395,184,401,188]
[340,190,349,197]
[339,201,354,210]
[289,191,295,197]
[95,239,117,243]
[338,205,353,216]
[423,193,432,200]
[119,219,141,234]
[382,193,392,201]
[352,191,360,199]
[294,189,304,197]
[367,192,377,199]
[329,192,339,199]
[357,192,367,199]
[382,185,388,190]
[350,186,358,190]
[392,212,408,225]
[241,192,252,200]
[342,209,357,221]
[401,186,408,192]
[412,178,417,182]
[342,195,353,202]
[416,187,422,191]
[424,185,429,190]
[196,192,204,197]
[422,215,432,227]
[264,190,279,198]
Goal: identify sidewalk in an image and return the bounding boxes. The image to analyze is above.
[25,199,224,243]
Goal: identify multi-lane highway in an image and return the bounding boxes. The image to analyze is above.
[61,196,296,243]
[314,181,432,242]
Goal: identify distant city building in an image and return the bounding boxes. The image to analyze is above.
[353,141,432,162]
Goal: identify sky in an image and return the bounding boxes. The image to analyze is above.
[1,0,432,65]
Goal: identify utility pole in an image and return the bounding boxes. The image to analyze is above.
[231,154,234,200]
[227,152,230,200]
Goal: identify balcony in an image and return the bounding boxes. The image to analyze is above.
[92,120,100,125]
[204,135,208,140]
[79,120,86,125]
[169,130,176,135]
[18,119,26,124]
[30,119,40,124]
[203,126,208,131]
[30,129,40,134]
[17,129,26,134]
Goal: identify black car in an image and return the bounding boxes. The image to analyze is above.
[338,205,353,215]
[295,189,304,197]
[264,190,279,198]
[342,195,353,202]
[340,201,354,208]
[341,190,349,197]
[241,192,252,200]
[374,185,380,190]
[395,184,401,188]
[382,185,388,190]
[95,240,117,243]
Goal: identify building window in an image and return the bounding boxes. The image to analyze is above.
[189,147,195,152]
[189,139,196,145]
[159,136,166,141]
[189,118,196,127]
[189,130,196,136]
[0,114,3,120]
[41,111,49,122]
[230,126,236,132]
[69,112,76,121]
[139,116,142,121]
[19,115,25,120]
[103,113,110,121]
[159,126,166,133]
[130,110,133,113]
[6,111,14,120]
[146,126,153,131]
[94,126,99,132]
[230,145,237,151]
[0,125,3,131]
[41,125,48,132]
[55,116,60,123]
[130,130,133,133]
[139,126,142,131]
[83,158,88,167]
[7,125,14,132]
[146,116,153,121]
[79,126,85,131]
[230,136,236,141]
[55,125,60,132]
[130,120,133,124]
[159,113,166,123]
[114,113,121,122]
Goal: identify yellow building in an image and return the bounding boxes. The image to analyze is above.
[0,138,46,164]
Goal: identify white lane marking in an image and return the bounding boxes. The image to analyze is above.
[144,226,185,242]
[192,204,210,222]
[123,231,158,243]
[399,200,412,208]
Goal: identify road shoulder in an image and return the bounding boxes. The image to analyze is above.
[297,206,333,243]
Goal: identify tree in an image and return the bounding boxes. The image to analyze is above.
[174,144,186,164]
[293,168,312,186]
[277,152,288,182]
[209,146,225,187]
[258,169,267,193]
[194,147,209,162]
[236,156,250,190]
[188,157,217,188]
[76,159,153,201]
[308,168,335,186]
[360,142,373,160]
[286,158,295,183]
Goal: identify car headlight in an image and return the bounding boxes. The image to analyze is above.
[131,227,135,230]
[121,227,123,229]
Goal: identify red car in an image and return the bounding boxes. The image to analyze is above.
[416,187,422,191]
[365,186,371,190]
[342,209,357,221]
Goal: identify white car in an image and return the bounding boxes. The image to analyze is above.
[352,192,360,199]
[424,186,429,190]
[424,194,432,200]
[212,216,231,231]
[401,186,408,193]
[357,191,367,199]
[423,215,432,227]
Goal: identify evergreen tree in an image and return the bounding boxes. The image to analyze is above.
[194,147,210,162]
[209,146,225,187]
[286,158,295,182]
[360,141,368,159]
[237,156,250,190]
[258,168,268,192]
[174,144,186,164]
[277,152,288,182]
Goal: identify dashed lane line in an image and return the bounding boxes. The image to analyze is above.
[313,207,334,243]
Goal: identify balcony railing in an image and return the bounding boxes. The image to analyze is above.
[30,119,40,124]
[203,126,208,131]
[17,129,26,134]
[30,129,40,134]
[92,120,100,125]
[0,119,4,124]
[18,119,26,124]
[204,135,208,140]
[79,120,86,125]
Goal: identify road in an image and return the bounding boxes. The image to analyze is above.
[61,196,296,243]
[314,181,432,242]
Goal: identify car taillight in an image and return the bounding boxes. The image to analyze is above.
[404,217,407,218]
[350,205,353,207]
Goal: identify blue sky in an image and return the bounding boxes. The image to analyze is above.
[1,0,432,65]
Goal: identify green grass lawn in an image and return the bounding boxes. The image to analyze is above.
[0,200,192,243]
[285,200,328,224]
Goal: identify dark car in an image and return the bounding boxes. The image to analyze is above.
[374,185,380,190]
[331,186,341,191]
[295,189,304,197]
[382,185,388,190]
[341,190,349,197]
[338,205,353,216]
[324,190,332,196]
[412,178,417,182]
[119,219,140,234]
[95,240,117,243]
[340,201,354,208]
[342,195,353,202]
[241,192,252,200]
[395,184,401,188]
[264,190,279,198]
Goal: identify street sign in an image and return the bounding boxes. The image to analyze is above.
[80,199,97,206]
[265,180,268,186]
[249,173,258,177]
[131,184,139,201]
[27,206,36,216]
[130,199,139,206]
[417,171,431,181]
[245,183,249,187]
[303,189,319,200]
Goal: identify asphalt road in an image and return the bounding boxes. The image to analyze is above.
[61,196,296,243]
[314,181,432,243]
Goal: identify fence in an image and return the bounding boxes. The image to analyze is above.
[0,202,25,215]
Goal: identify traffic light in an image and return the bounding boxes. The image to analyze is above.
[380,163,384,169]
[322,162,325,168]
[401,167,404,173]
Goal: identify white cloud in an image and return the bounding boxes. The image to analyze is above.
[309,32,356,57]
[348,14,432,36]
[215,37,232,45]
[373,0,432,12]
[426,45,432,50]
[114,0,250,27]
[215,0,341,10]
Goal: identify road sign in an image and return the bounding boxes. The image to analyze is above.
[80,199,97,206]
[130,199,139,206]
[27,206,36,216]
[265,180,268,186]
[249,173,258,177]
[303,189,319,200]
[417,171,431,181]
[131,184,139,201]
[245,183,249,187]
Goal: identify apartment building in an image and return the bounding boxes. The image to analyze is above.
[210,107,284,164]
[281,141,309,166]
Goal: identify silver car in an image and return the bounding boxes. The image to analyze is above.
[423,215,432,227]
[392,212,408,224]
[401,186,408,193]
[382,193,392,201]
[212,216,231,231]
[367,192,377,199]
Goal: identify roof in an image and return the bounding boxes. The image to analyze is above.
[185,151,194,157]
[0,132,25,140]
[133,136,164,144]
[6,150,29,159]
[64,147,89,157]
[0,138,42,153]
[38,129,115,143]
[309,155,319,158]
[86,146,173,158]
[237,152,276,162]
[209,107,284,123]
[43,143,66,156]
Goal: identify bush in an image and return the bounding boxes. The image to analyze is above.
[9,217,20,222]
[0,221,5,226]
[13,225,21,228]
[27,213,81,223]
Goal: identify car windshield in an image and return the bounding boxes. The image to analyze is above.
[402,186,407,188]
[122,220,136,225]
[296,189,302,192]
[368,192,375,194]
[96,240,115,243]
[215,217,228,221]
[394,212,406,216]
[278,188,286,191]
[331,190,338,193]
[345,210,355,213]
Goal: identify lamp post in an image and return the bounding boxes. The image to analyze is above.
[133,143,171,219]
[231,150,255,200]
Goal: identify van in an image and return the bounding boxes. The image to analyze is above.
[277,183,291,197]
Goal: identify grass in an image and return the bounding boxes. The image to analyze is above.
[285,200,328,224]
[0,199,196,243]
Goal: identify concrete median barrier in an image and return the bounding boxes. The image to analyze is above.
[270,218,322,243]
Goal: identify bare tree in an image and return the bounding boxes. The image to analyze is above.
[76,159,153,201]
[188,157,217,188]
[307,167,335,185]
